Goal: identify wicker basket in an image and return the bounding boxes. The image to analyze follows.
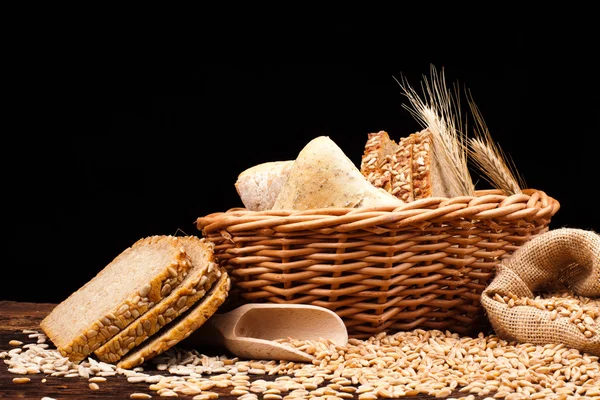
[196,189,560,338]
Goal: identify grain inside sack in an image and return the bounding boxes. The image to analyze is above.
[481,228,600,356]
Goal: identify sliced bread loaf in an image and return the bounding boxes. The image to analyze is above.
[360,128,464,202]
[409,129,435,199]
[117,270,231,369]
[93,236,222,364]
[40,235,192,362]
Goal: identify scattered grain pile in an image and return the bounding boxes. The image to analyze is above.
[3,327,600,400]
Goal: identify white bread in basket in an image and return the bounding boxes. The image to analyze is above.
[271,136,404,210]
[235,160,294,211]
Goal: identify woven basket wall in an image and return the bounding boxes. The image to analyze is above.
[196,189,560,338]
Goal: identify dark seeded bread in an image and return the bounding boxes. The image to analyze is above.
[361,128,458,202]
[40,235,192,362]
[389,134,415,202]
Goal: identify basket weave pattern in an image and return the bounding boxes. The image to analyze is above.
[196,189,560,338]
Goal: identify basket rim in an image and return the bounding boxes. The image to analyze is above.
[197,189,560,234]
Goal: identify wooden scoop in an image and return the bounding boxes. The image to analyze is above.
[185,303,348,363]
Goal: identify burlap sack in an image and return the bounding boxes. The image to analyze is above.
[481,228,600,356]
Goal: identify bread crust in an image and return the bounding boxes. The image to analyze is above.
[360,131,397,192]
[390,134,415,202]
[116,270,230,369]
[411,129,434,199]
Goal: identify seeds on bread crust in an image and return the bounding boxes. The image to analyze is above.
[411,129,434,199]
[360,131,397,192]
[94,237,221,363]
[117,270,230,369]
[390,134,415,202]
[40,235,193,362]
[360,130,435,202]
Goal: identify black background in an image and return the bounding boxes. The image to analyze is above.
[5,28,599,304]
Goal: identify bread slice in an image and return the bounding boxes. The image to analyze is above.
[93,236,221,364]
[235,160,294,211]
[360,131,397,192]
[272,136,404,210]
[40,235,193,362]
[411,128,434,199]
[389,134,415,202]
[116,270,231,369]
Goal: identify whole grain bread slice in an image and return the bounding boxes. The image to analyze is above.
[360,130,397,192]
[362,128,463,202]
[389,134,415,202]
[93,236,222,364]
[117,270,231,369]
[409,129,434,199]
[40,235,192,362]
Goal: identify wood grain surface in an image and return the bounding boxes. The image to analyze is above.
[0,301,489,400]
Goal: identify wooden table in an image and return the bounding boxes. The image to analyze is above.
[1,301,488,400]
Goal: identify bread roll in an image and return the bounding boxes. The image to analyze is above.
[272,136,404,210]
[413,128,466,198]
[235,161,294,211]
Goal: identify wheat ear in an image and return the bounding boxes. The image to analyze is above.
[394,65,475,197]
[466,90,525,195]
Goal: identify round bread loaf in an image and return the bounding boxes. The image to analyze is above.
[234,160,294,211]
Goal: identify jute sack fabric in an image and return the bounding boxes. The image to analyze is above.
[481,228,600,356]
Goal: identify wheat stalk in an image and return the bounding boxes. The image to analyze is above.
[394,65,475,197]
[466,90,525,195]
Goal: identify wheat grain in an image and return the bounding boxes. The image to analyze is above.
[130,394,152,399]
[5,327,600,399]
